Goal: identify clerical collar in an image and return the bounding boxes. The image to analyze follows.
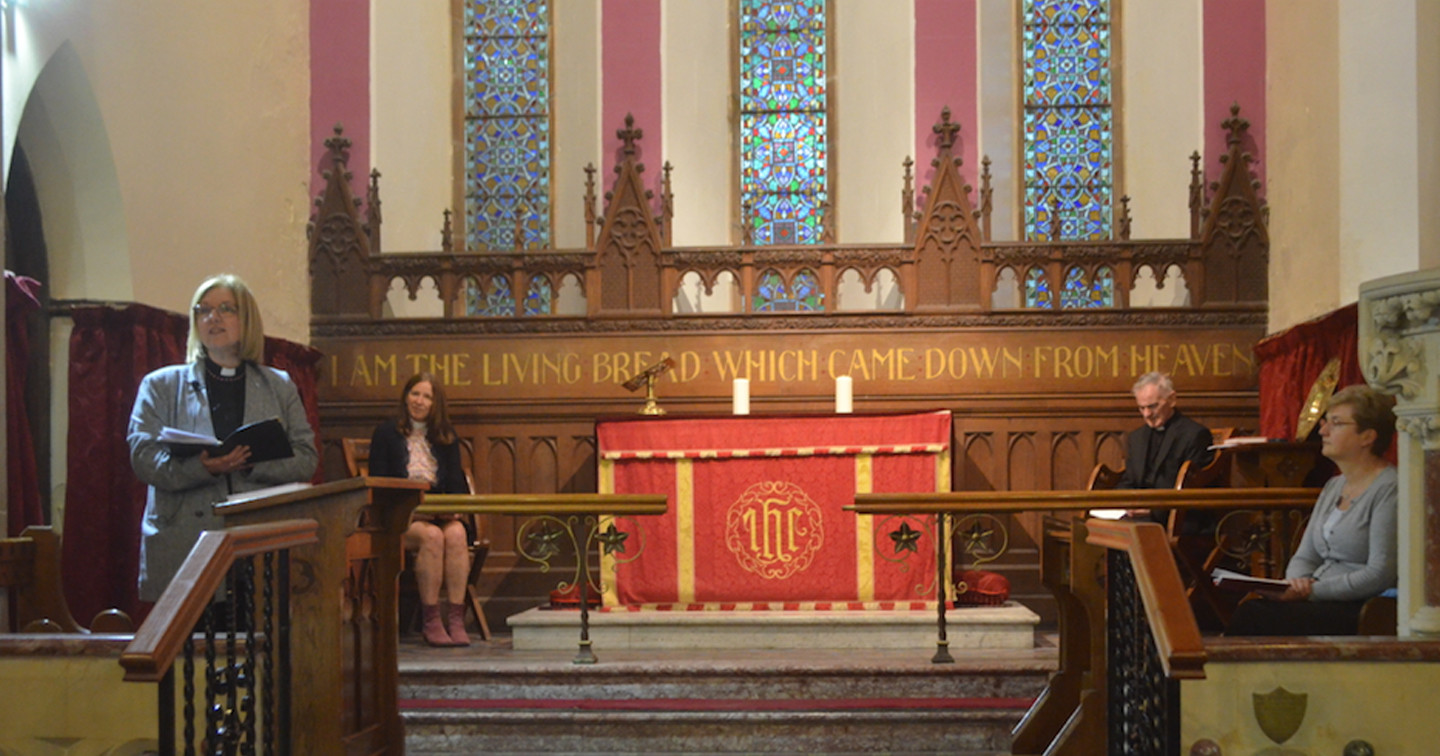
[204,358,244,382]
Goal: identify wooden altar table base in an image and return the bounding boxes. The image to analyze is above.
[507,604,1039,652]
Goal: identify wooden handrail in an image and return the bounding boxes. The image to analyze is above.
[850,487,1320,514]
[416,492,668,516]
[119,519,320,682]
[1086,519,1207,680]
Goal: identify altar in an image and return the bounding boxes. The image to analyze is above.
[596,411,952,607]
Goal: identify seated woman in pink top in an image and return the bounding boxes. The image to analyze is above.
[369,373,472,646]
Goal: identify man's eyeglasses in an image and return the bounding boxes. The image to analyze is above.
[193,303,239,319]
[1320,416,1356,429]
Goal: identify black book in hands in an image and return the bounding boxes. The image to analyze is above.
[159,418,294,465]
[1211,567,1290,597]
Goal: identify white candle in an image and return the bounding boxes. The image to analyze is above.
[732,378,750,415]
[835,375,853,414]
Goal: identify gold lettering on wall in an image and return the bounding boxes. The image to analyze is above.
[318,334,1260,398]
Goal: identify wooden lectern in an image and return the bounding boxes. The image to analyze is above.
[216,477,427,756]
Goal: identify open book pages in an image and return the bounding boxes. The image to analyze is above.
[159,426,221,445]
[1211,567,1289,594]
[1207,436,1271,450]
[1088,509,1128,520]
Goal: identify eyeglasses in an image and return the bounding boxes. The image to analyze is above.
[1320,416,1356,429]
[193,303,239,319]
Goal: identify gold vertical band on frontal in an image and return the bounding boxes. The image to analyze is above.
[600,458,619,606]
[855,453,874,602]
[677,458,695,603]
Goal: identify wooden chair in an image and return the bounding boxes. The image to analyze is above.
[1357,594,1398,635]
[1,526,134,633]
[342,437,493,641]
[1086,429,1238,628]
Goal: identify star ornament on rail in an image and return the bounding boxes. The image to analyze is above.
[960,521,996,556]
[596,523,630,556]
[525,523,564,561]
[889,522,922,554]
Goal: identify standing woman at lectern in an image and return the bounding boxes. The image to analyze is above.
[1227,384,1398,635]
[368,372,473,646]
[128,274,318,603]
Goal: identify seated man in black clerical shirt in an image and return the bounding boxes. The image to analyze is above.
[1116,371,1214,491]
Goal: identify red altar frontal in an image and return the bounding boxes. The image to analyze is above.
[597,411,951,606]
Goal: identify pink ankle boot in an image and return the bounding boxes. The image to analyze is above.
[421,603,452,647]
[443,602,471,646]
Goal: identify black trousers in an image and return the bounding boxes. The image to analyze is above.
[1226,597,1365,636]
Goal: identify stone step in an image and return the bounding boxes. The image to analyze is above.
[397,639,1053,754]
[403,707,1024,754]
[507,604,1040,652]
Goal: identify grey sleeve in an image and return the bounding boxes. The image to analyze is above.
[1310,476,1398,602]
[128,370,214,493]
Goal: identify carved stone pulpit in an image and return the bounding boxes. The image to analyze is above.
[1358,268,1440,637]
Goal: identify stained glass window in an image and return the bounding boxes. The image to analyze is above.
[739,0,828,246]
[753,268,823,312]
[1022,0,1112,240]
[1024,267,1053,309]
[464,274,517,317]
[465,1,550,251]
[1059,265,1112,308]
[523,274,553,316]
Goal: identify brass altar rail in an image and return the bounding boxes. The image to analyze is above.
[419,493,668,663]
[851,487,1321,514]
[417,493,667,517]
[850,489,1321,754]
[847,488,1318,663]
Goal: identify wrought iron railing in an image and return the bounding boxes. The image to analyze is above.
[121,520,318,756]
[1105,549,1181,755]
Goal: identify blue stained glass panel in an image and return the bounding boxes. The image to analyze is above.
[1091,265,1114,306]
[742,0,825,29]
[1022,0,1111,241]
[753,268,823,312]
[1060,266,1088,308]
[1060,265,1114,308]
[741,32,826,111]
[740,0,827,247]
[466,37,548,117]
[465,274,516,317]
[1024,267,1054,309]
[523,275,553,315]
[465,0,550,251]
[741,113,827,193]
[466,0,546,36]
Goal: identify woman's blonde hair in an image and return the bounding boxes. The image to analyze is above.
[1328,384,1398,457]
[186,274,266,364]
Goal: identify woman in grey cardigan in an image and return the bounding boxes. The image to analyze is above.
[128,274,318,603]
[1228,384,1398,635]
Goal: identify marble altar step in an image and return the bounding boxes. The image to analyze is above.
[507,603,1040,652]
[398,638,1056,755]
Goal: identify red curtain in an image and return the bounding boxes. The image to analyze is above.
[264,337,325,484]
[6,272,44,536]
[1254,304,1363,440]
[61,304,323,624]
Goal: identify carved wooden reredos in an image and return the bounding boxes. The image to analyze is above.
[308,107,1270,626]
[308,105,1268,322]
